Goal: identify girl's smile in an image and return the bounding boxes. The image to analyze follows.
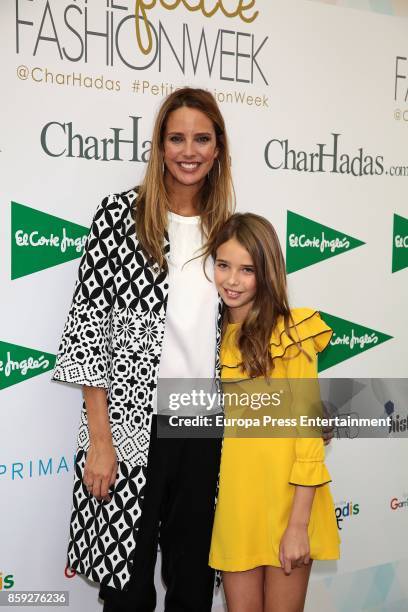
[224,288,243,299]
[214,237,257,323]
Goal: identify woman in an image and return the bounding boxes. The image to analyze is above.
[52,87,234,611]
[207,213,341,612]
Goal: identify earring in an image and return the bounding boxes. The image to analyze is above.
[162,161,165,174]
[208,158,221,181]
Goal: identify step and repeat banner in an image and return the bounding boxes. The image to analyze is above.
[1,1,408,610]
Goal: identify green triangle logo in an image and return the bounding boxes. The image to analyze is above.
[317,313,393,372]
[392,213,408,273]
[286,211,365,273]
[11,202,89,279]
[0,341,56,390]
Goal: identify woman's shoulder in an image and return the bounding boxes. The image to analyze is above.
[94,186,140,221]
[271,307,333,358]
[112,185,140,211]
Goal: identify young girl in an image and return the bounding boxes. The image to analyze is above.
[207,213,340,612]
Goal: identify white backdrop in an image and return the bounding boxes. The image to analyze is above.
[1,1,408,610]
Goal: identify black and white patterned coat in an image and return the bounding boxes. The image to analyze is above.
[52,187,222,591]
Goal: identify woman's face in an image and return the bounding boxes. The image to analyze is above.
[163,107,219,188]
[214,237,257,323]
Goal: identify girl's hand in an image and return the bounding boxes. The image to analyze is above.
[83,441,118,502]
[322,401,334,445]
[279,524,311,575]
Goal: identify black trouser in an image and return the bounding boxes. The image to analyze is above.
[99,415,222,612]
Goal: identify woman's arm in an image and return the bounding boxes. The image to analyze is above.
[82,386,117,502]
[52,194,120,388]
[51,195,122,499]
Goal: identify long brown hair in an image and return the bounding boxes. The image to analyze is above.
[134,87,235,271]
[206,213,311,377]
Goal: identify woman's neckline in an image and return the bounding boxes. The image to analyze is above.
[168,210,200,225]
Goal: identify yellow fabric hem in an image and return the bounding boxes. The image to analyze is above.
[209,552,340,572]
[289,460,332,486]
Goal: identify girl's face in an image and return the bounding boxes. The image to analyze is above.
[163,107,219,188]
[214,238,257,323]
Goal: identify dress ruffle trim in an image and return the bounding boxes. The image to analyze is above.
[289,459,332,487]
[221,308,332,369]
[269,308,332,361]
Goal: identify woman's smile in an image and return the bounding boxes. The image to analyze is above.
[163,107,219,190]
[178,161,201,172]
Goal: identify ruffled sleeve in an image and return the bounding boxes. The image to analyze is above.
[288,440,332,486]
[273,308,333,487]
[270,308,333,363]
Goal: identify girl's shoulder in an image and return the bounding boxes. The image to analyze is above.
[271,308,333,359]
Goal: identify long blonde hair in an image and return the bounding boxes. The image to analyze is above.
[206,213,312,377]
[134,87,235,271]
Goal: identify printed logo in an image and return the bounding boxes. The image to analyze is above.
[135,0,259,54]
[395,56,407,103]
[335,501,360,530]
[0,454,74,480]
[40,116,151,162]
[390,495,408,511]
[385,402,408,435]
[0,341,56,390]
[370,383,408,436]
[286,211,365,273]
[15,1,267,84]
[64,566,76,579]
[264,132,407,177]
[318,313,392,372]
[11,202,88,279]
[392,213,408,273]
[0,573,15,590]
[394,56,408,124]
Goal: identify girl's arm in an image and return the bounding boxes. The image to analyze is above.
[288,486,316,528]
[279,485,315,574]
[279,325,332,573]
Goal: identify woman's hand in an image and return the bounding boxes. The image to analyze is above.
[279,524,310,575]
[83,441,118,502]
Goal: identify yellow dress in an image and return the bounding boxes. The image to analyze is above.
[209,308,341,571]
